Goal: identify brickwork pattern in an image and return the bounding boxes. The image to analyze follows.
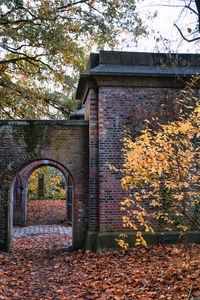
[88,89,100,231]
[0,121,89,251]
[98,87,180,232]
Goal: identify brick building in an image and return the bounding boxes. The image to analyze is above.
[0,51,200,252]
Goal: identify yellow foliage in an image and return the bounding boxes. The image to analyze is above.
[28,166,66,200]
[112,75,200,248]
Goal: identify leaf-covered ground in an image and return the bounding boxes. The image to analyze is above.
[27,199,66,225]
[0,237,199,299]
[2,200,199,299]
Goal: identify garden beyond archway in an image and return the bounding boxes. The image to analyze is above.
[12,159,72,227]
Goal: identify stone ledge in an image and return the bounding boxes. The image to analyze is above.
[98,51,200,67]
[0,120,89,126]
[85,231,200,252]
[76,51,200,101]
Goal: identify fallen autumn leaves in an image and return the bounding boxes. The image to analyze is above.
[27,200,66,225]
[1,200,199,299]
[0,236,199,299]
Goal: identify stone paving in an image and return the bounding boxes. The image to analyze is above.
[13,225,72,238]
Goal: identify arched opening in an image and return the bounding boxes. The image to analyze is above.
[26,166,69,226]
[10,159,73,249]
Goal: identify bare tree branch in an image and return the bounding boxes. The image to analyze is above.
[57,0,88,11]
[0,52,54,73]
[1,44,37,51]
[0,57,28,65]
[174,23,200,42]
[195,0,200,31]
[185,5,198,15]
[0,18,42,25]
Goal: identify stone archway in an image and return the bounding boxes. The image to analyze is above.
[12,159,73,227]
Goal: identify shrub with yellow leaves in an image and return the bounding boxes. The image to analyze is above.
[114,75,200,247]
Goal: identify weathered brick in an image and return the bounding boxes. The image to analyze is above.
[0,120,89,251]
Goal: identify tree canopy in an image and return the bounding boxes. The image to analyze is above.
[0,0,145,119]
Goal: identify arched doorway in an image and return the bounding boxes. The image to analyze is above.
[10,159,73,247]
[0,120,89,252]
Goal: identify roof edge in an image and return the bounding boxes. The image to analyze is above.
[76,51,200,102]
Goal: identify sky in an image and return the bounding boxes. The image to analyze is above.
[116,0,199,54]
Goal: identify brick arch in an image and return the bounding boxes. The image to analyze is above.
[12,159,73,228]
[0,120,89,252]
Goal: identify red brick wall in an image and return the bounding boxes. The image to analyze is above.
[0,120,89,251]
[97,87,180,232]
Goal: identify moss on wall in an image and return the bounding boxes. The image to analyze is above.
[23,125,46,153]
[0,127,6,143]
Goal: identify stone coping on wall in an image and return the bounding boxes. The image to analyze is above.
[84,50,200,76]
[76,50,200,101]
[85,231,200,252]
[83,64,199,77]
[0,120,89,126]
[97,51,200,67]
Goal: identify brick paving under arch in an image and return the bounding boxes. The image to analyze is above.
[13,225,72,241]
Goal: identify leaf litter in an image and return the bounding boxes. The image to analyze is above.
[0,239,199,299]
[1,200,199,299]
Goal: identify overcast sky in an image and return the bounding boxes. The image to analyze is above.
[116,0,199,54]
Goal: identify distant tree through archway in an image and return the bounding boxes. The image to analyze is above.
[11,159,73,230]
